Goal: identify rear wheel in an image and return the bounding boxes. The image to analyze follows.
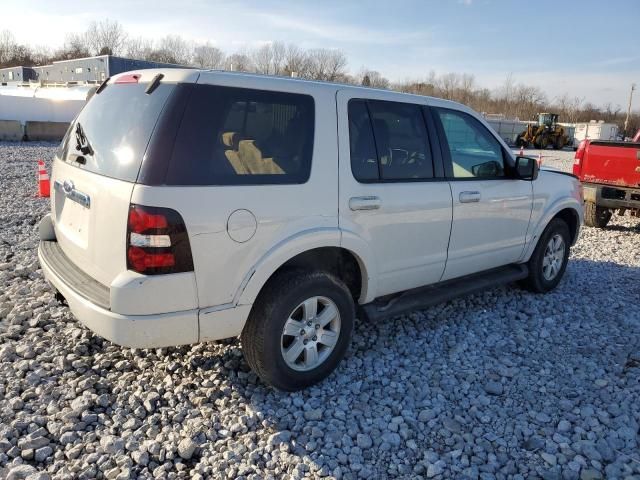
[241,269,355,391]
[521,218,570,293]
[584,201,611,228]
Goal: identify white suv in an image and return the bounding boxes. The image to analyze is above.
[38,69,583,390]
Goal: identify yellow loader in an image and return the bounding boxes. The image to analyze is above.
[516,113,569,150]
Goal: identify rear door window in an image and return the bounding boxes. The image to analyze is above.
[348,99,434,182]
[348,100,379,182]
[58,83,175,182]
[166,85,315,185]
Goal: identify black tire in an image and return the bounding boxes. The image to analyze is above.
[584,201,611,228]
[521,218,571,293]
[553,136,565,150]
[241,269,355,391]
[539,134,549,149]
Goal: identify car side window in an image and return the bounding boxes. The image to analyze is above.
[348,99,434,182]
[434,108,505,179]
[348,100,379,182]
[166,84,315,185]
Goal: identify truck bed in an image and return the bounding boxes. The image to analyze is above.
[573,140,640,188]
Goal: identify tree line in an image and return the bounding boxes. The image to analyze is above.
[1,20,638,135]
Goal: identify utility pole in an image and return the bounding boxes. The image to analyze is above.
[624,83,636,137]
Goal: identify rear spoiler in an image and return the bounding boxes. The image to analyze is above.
[94,73,164,95]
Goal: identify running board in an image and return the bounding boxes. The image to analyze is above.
[361,264,528,322]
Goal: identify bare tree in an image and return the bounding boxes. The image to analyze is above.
[458,73,475,105]
[193,43,225,69]
[226,52,253,72]
[325,49,347,81]
[124,37,155,60]
[358,68,389,88]
[30,45,52,66]
[496,73,516,116]
[307,48,347,81]
[567,96,585,123]
[85,20,127,56]
[283,44,310,77]
[252,44,274,74]
[0,30,16,66]
[271,41,286,75]
[152,35,193,65]
[438,72,461,100]
[54,33,91,61]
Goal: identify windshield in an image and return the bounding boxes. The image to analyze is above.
[57,82,175,182]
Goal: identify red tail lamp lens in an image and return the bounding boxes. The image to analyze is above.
[128,207,168,233]
[573,140,586,176]
[127,246,175,271]
[126,204,193,275]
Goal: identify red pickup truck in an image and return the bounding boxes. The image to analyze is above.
[572,138,640,228]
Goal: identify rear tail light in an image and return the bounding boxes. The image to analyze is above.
[126,204,194,275]
[573,140,587,176]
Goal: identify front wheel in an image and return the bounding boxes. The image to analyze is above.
[241,270,355,391]
[521,218,571,293]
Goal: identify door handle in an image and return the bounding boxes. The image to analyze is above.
[349,196,381,211]
[459,191,481,203]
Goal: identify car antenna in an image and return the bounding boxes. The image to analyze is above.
[145,73,164,94]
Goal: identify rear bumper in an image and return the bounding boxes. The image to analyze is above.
[39,241,200,348]
[37,215,251,348]
[583,183,640,210]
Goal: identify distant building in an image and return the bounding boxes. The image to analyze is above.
[0,66,36,83]
[0,55,186,85]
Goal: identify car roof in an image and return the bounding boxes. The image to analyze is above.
[110,68,471,113]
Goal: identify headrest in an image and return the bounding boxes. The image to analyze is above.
[222,131,239,148]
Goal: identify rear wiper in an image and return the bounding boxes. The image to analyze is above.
[75,122,94,157]
[95,76,110,94]
[145,73,164,94]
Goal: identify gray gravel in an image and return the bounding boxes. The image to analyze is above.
[1,143,639,479]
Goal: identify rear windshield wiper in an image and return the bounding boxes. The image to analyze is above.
[95,76,110,94]
[74,122,94,159]
[145,73,164,95]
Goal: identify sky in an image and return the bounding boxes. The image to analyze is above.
[1,0,639,109]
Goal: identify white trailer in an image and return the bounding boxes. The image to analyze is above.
[573,121,618,148]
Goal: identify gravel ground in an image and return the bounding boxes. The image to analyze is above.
[0,143,639,480]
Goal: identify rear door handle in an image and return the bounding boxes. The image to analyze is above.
[459,191,481,203]
[349,196,381,211]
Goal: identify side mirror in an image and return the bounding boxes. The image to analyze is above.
[515,155,539,180]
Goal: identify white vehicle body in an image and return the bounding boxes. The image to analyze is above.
[574,122,618,144]
[38,68,583,350]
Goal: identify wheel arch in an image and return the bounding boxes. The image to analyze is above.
[553,207,580,244]
[522,200,583,262]
[236,229,374,307]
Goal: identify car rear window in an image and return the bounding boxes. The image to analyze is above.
[57,83,175,182]
[164,84,315,185]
